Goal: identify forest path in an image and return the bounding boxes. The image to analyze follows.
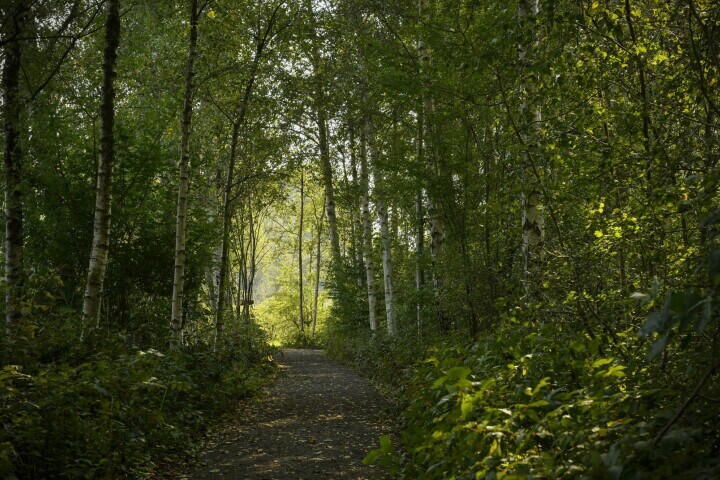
[189,349,391,479]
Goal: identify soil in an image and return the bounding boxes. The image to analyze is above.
[187,349,392,479]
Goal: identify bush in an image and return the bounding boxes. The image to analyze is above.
[333,322,720,479]
[0,324,275,479]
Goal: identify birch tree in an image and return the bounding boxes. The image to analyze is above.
[305,1,341,270]
[311,197,323,337]
[170,0,200,341]
[82,0,121,322]
[298,168,305,335]
[377,176,396,336]
[359,117,377,331]
[517,0,544,297]
[418,0,448,330]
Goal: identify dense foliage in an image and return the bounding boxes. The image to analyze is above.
[1,327,273,478]
[1,0,719,478]
[319,0,720,478]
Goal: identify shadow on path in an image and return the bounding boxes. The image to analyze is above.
[189,349,391,479]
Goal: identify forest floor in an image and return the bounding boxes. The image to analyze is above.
[182,349,392,479]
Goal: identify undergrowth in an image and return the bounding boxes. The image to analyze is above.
[0,324,275,479]
[328,320,720,479]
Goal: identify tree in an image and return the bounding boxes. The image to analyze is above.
[214,1,284,345]
[1,0,28,327]
[171,0,201,341]
[82,0,121,323]
[297,167,305,335]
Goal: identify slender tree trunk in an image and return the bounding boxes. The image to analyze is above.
[415,191,425,334]
[214,7,279,345]
[349,123,365,288]
[315,82,341,268]
[360,119,377,331]
[418,0,447,330]
[518,0,544,298]
[298,170,305,335]
[312,207,323,337]
[235,207,247,322]
[215,120,240,344]
[414,103,426,334]
[170,0,199,341]
[306,0,341,272]
[2,1,27,328]
[366,119,396,335]
[83,0,120,322]
[378,188,396,335]
[244,205,257,322]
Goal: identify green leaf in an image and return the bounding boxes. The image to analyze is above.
[592,358,614,368]
[445,366,471,383]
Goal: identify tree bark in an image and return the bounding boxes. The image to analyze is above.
[349,122,365,288]
[83,0,120,323]
[418,0,447,330]
[518,0,544,298]
[170,0,199,342]
[313,68,341,270]
[298,169,305,335]
[215,118,242,345]
[312,204,323,337]
[360,118,377,331]
[2,1,27,328]
[378,188,396,335]
[306,0,341,273]
[414,103,426,335]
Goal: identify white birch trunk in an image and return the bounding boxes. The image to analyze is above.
[298,170,305,335]
[83,0,120,322]
[360,120,377,331]
[518,0,544,295]
[170,0,199,340]
[312,209,322,337]
[378,194,396,335]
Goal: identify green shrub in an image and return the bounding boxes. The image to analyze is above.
[0,325,275,479]
[340,322,719,479]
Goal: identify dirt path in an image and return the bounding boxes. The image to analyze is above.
[189,349,392,479]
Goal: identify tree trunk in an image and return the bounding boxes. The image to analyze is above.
[360,118,377,331]
[414,103,426,335]
[415,190,425,334]
[83,0,120,323]
[517,0,544,298]
[215,119,240,345]
[244,204,258,323]
[314,77,341,269]
[2,1,27,328]
[306,0,341,272]
[170,0,199,341]
[312,206,323,337]
[349,122,365,288]
[214,6,279,345]
[418,0,448,331]
[378,190,396,335]
[298,170,305,335]
[234,205,248,322]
